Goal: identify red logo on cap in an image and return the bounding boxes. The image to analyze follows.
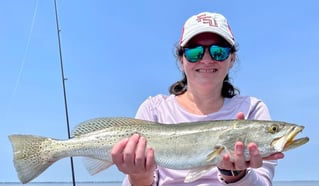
[196,14,218,27]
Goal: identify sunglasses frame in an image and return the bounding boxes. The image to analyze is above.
[183,44,231,63]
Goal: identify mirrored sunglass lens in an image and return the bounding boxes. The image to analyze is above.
[184,46,204,62]
[209,45,230,61]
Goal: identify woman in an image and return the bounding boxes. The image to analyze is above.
[111,12,284,185]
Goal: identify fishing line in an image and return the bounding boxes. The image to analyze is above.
[5,0,39,119]
[53,0,77,185]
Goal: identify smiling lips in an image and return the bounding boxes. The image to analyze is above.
[196,68,218,73]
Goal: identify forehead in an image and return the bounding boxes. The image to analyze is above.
[186,32,228,46]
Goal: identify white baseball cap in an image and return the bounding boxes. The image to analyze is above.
[179,12,235,47]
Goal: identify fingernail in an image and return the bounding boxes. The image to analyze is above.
[140,136,145,142]
[236,144,243,152]
[250,145,256,151]
[252,147,258,155]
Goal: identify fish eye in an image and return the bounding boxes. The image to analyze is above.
[269,124,280,134]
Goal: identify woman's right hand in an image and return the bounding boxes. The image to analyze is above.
[111,134,156,185]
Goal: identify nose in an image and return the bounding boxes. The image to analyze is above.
[199,48,213,63]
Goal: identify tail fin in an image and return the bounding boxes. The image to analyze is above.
[8,134,57,184]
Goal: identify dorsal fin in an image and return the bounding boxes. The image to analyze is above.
[71,117,152,137]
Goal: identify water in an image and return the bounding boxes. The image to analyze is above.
[0,183,121,186]
[274,181,319,186]
[0,183,118,186]
[1,181,319,186]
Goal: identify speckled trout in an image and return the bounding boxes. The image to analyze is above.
[8,117,309,184]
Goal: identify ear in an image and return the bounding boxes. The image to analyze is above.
[228,53,236,69]
[179,57,185,71]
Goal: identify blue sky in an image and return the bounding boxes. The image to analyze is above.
[1,0,318,183]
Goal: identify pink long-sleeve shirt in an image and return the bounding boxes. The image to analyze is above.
[122,94,277,186]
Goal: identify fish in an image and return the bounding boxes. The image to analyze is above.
[8,117,309,184]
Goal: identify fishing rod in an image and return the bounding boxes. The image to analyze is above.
[53,0,77,185]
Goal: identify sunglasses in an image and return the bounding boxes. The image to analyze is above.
[183,45,231,63]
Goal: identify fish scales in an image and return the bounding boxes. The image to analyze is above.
[73,117,219,168]
[71,118,233,168]
[8,117,309,184]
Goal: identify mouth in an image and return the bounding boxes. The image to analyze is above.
[196,68,218,73]
[283,126,309,151]
[272,126,309,152]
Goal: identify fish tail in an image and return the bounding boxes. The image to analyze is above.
[8,134,57,184]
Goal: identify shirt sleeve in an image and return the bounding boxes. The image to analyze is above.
[135,96,158,121]
[217,160,277,186]
[247,97,271,120]
[122,171,159,186]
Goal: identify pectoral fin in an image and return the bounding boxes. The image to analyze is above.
[184,165,215,183]
[206,146,225,162]
[184,147,225,183]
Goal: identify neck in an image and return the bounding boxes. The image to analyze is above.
[176,86,225,115]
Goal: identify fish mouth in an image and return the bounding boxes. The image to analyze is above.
[272,126,309,152]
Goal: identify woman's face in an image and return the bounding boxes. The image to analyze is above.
[180,33,235,89]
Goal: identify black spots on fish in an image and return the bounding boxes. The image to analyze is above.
[268,124,280,134]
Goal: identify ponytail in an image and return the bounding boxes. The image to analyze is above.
[221,74,240,98]
[169,73,187,95]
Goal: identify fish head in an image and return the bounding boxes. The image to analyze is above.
[269,123,309,152]
[250,121,309,156]
[219,120,309,158]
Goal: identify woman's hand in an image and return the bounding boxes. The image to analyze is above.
[235,112,284,161]
[217,112,284,183]
[111,134,156,185]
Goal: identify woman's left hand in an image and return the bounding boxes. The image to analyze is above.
[218,141,266,170]
[216,112,284,183]
[218,112,284,171]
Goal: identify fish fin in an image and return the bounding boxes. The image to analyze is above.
[184,165,215,183]
[83,158,113,175]
[72,117,152,137]
[8,135,57,184]
[206,146,225,162]
[184,146,224,183]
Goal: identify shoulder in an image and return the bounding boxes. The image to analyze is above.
[225,95,271,120]
[139,94,174,108]
[135,94,175,121]
[226,95,267,108]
